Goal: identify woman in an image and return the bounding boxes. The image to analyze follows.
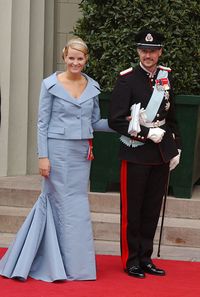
[0,37,112,282]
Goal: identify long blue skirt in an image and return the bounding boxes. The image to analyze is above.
[0,139,96,282]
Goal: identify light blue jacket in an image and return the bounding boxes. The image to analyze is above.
[37,72,112,157]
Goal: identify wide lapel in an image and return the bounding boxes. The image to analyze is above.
[78,73,101,104]
[43,72,81,107]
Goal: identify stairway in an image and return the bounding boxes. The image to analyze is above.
[0,175,200,261]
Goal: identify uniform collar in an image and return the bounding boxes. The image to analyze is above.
[139,62,158,78]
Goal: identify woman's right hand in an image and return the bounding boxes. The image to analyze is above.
[38,158,50,177]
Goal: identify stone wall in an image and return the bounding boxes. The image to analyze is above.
[0,0,81,176]
[55,0,81,71]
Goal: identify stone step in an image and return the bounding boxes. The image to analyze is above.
[155,217,200,248]
[0,175,200,259]
[89,192,200,219]
[91,212,200,248]
[0,233,15,248]
[0,175,41,208]
[94,240,200,262]
[0,206,199,248]
[0,234,200,262]
[1,182,200,219]
[0,206,30,233]
[0,188,39,208]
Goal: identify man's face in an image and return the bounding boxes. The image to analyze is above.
[137,48,162,72]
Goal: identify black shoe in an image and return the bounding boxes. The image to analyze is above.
[141,263,166,276]
[126,265,145,278]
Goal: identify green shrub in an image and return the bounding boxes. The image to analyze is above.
[74,0,200,95]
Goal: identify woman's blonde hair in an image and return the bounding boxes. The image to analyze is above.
[62,37,89,60]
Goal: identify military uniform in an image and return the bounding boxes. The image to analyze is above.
[109,65,181,165]
[108,29,181,276]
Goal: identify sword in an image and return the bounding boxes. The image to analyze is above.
[157,170,170,257]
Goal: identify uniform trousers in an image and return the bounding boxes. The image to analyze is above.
[120,160,169,269]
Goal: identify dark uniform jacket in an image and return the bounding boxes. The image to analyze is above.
[108,65,181,165]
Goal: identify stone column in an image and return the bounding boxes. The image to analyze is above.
[27,0,55,174]
[0,0,12,176]
[55,0,82,71]
[0,0,55,176]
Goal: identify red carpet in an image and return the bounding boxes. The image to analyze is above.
[0,248,200,297]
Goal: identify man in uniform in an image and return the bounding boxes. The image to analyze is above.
[108,29,181,278]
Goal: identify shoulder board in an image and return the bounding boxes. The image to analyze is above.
[120,67,133,76]
[158,65,172,72]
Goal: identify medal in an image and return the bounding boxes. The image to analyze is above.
[165,101,170,111]
[164,91,169,100]
[155,78,170,91]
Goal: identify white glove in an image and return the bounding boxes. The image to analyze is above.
[139,108,147,125]
[128,103,141,136]
[169,149,181,171]
[147,127,165,143]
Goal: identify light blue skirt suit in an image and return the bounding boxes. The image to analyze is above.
[0,72,112,282]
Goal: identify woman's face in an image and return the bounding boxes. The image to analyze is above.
[64,47,87,74]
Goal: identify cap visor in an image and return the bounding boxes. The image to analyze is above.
[137,44,162,49]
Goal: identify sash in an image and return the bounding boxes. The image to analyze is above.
[120,69,168,148]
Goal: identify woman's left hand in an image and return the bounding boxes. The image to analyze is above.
[38,157,51,177]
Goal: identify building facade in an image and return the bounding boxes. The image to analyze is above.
[0,0,81,176]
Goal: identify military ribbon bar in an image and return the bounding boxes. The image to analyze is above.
[155,77,170,91]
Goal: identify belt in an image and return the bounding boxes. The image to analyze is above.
[143,119,166,128]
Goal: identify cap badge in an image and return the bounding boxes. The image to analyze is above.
[145,33,153,42]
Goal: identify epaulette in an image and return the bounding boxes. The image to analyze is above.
[120,67,133,76]
[158,65,172,72]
